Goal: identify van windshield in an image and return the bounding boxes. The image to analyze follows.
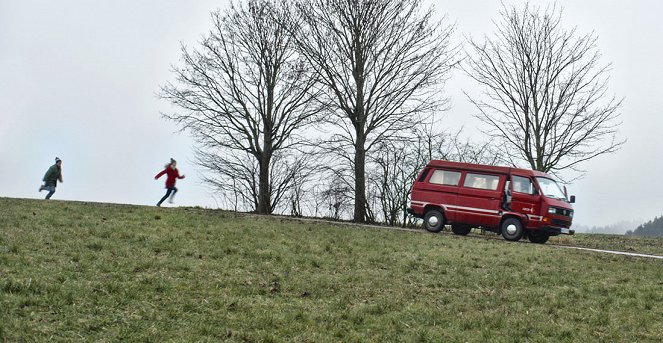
[535,177,566,201]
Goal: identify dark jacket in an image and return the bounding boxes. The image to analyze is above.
[43,164,62,187]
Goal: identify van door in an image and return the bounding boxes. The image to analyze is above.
[510,175,542,228]
[455,172,504,227]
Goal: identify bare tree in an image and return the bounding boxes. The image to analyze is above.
[196,149,258,212]
[370,141,412,226]
[275,151,319,217]
[290,0,457,222]
[160,0,322,214]
[196,147,314,214]
[465,3,623,178]
[320,170,353,221]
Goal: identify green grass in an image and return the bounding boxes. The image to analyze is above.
[1,197,662,342]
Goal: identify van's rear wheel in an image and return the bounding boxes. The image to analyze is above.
[527,231,549,244]
[501,218,524,241]
[423,209,445,233]
[451,224,472,236]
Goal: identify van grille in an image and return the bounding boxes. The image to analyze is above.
[553,208,573,217]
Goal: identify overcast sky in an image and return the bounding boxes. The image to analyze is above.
[1,0,662,230]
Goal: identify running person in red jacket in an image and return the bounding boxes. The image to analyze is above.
[155,158,185,207]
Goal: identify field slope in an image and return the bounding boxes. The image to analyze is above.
[1,198,662,342]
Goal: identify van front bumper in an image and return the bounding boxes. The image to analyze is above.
[540,226,575,235]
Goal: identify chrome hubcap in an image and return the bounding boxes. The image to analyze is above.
[428,216,439,227]
[506,224,518,235]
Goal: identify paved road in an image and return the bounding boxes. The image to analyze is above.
[553,245,663,260]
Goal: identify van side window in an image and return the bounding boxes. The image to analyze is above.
[512,175,535,194]
[429,170,461,186]
[463,173,500,190]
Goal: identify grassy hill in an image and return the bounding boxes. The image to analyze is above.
[1,198,662,342]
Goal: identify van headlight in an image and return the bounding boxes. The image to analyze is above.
[548,207,557,214]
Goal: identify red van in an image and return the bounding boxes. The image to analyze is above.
[408,160,575,243]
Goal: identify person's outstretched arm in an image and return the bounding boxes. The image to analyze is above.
[155,169,167,179]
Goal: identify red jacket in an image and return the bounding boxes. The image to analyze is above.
[155,166,184,188]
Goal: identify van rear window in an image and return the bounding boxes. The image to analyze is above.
[429,170,461,186]
[463,173,500,190]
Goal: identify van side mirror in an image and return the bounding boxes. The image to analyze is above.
[570,195,576,203]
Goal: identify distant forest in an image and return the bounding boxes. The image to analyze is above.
[626,216,663,237]
[573,220,640,235]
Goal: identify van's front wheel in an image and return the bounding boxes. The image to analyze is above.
[501,218,524,241]
[527,231,549,244]
[423,209,445,233]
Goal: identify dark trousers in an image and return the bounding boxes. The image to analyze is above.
[157,187,177,206]
[44,185,56,199]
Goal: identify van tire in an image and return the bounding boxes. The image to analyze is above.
[451,224,472,236]
[527,231,549,244]
[501,218,524,241]
[423,210,445,233]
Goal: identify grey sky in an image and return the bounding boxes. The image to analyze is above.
[1,0,661,229]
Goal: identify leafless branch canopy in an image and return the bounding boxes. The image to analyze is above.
[196,148,313,213]
[464,3,624,177]
[293,0,456,150]
[160,0,323,213]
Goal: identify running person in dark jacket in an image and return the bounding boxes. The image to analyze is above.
[39,157,63,199]
[155,158,185,207]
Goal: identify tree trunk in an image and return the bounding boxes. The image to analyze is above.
[259,81,274,214]
[402,206,408,228]
[258,117,273,214]
[354,133,367,222]
[257,151,272,214]
[352,33,368,223]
